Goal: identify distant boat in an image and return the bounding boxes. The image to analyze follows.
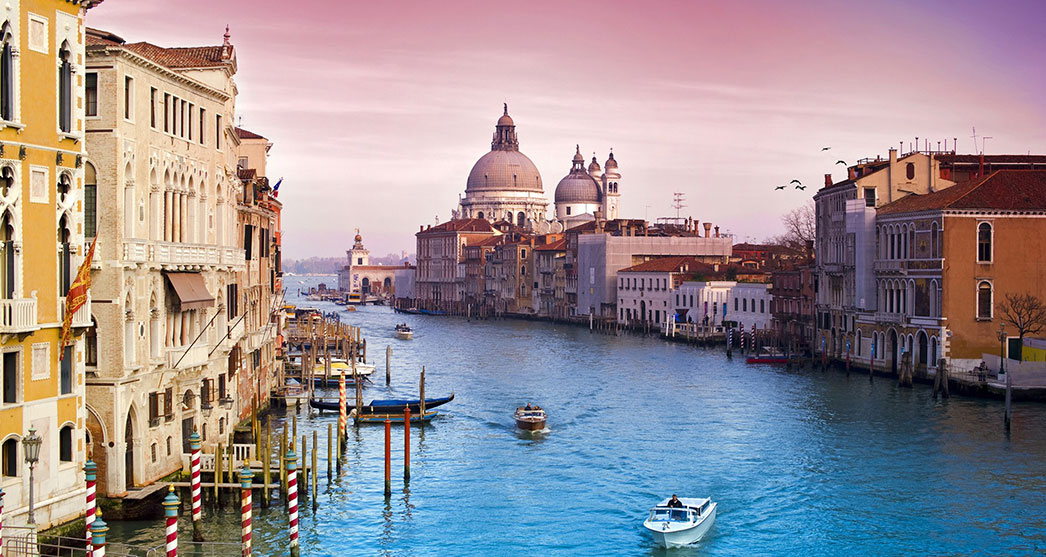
[394,307,422,315]
[745,347,789,364]
[395,323,414,340]
[514,405,547,430]
[643,497,717,548]
[309,393,455,414]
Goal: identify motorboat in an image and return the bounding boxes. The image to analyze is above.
[745,347,789,364]
[309,393,455,414]
[514,405,547,430]
[395,323,414,340]
[643,497,717,548]
[313,359,375,377]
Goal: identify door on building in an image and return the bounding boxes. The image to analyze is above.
[888,330,898,375]
[182,416,195,454]
[361,277,370,295]
[124,413,134,490]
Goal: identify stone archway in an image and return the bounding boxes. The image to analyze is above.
[124,410,135,490]
[917,331,928,369]
[361,277,370,295]
[85,405,110,496]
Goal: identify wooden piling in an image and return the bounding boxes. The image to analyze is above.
[384,417,392,498]
[386,345,391,386]
[419,367,426,418]
[262,433,271,508]
[404,406,411,481]
[281,425,288,499]
[362,339,367,364]
[312,430,318,510]
[215,444,223,508]
[328,423,335,477]
[301,434,307,500]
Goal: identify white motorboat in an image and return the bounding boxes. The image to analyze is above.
[313,358,375,377]
[394,323,414,340]
[643,497,717,548]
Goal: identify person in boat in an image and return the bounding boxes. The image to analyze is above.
[667,495,684,508]
[524,402,532,410]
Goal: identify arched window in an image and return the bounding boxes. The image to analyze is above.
[85,317,98,366]
[930,222,939,258]
[85,163,97,238]
[908,226,914,259]
[977,222,992,262]
[0,22,13,121]
[59,425,73,462]
[856,330,863,356]
[0,209,13,299]
[517,211,525,227]
[57,172,72,202]
[477,211,484,220]
[905,162,915,180]
[59,41,72,132]
[977,281,992,319]
[1,437,16,475]
[58,214,72,293]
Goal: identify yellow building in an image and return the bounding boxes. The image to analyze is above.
[0,0,97,530]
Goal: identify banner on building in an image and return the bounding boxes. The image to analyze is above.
[59,237,97,360]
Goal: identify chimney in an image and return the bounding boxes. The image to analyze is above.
[848,167,856,180]
[703,222,712,237]
[694,219,700,236]
[427,224,431,230]
[420,225,424,232]
[889,148,897,164]
[824,173,832,188]
[714,225,720,238]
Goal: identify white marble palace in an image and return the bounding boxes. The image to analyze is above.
[452,105,620,231]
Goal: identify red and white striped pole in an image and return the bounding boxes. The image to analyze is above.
[239,465,254,557]
[189,430,203,541]
[338,371,346,443]
[162,485,179,557]
[286,446,299,557]
[84,459,97,555]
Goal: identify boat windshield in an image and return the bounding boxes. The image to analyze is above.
[649,508,690,522]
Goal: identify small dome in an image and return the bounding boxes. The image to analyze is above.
[604,151,618,169]
[497,113,514,126]
[572,144,584,164]
[588,156,602,175]
[354,233,362,242]
[555,149,601,204]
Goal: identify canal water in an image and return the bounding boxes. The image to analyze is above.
[109,275,1046,555]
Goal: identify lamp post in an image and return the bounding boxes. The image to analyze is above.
[22,426,41,525]
[997,323,1007,379]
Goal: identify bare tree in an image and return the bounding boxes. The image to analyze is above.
[998,293,1046,361]
[767,201,815,252]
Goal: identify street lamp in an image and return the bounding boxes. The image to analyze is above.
[997,323,1007,378]
[22,425,42,524]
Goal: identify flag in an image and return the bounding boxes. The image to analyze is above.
[59,236,97,360]
[271,177,283,197]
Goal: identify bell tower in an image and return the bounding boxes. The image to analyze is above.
[602,150,620,220]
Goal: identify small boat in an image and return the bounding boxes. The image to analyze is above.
[353,410,438,424]
[309,393,455,413]
[394,323,414,340]
[745,347,789,364]
[643,497,717,548]
[313,359,375,377]
[514,405,547,430]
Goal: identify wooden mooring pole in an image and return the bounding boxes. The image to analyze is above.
[386,345,391,386]
[384,417,392,498]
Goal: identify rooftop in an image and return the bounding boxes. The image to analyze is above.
[878,169,1046,215]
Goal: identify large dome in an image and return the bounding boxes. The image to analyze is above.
[466,150,543,193]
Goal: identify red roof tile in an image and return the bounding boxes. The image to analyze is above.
[236,127,266,140]
[535,239,567,251]
[619,256,717,274]
[92,40,232,69]
[878,170,1046,215]
[417,219,496,235]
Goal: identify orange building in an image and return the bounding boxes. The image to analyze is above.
[867,170,1046,375]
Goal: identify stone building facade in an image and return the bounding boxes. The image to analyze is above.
[83,28,246,496]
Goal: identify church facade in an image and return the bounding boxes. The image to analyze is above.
[453,105,621,231]
[337,231,410,297]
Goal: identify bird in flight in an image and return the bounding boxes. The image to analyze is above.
[795,184,807,190]
[821,147,831,151]
[774,185,786,190]
[790,179,802,185]
[835,160,847,165]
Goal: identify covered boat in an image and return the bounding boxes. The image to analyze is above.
[643,497,717,548]
[309,393,454,414]
[514,405,547,430]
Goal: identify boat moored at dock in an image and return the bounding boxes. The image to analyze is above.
[309,393,455,413]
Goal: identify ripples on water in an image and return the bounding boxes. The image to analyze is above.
[108,277,1046,556]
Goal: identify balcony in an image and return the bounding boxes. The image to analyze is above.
[167,344,209,370]
[123,239,148,263]
[0,298,38,334]
[60,295,91,328]
[128,241,246,269]
[873,260,905,274]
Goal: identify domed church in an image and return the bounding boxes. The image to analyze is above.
[453,105,622,231]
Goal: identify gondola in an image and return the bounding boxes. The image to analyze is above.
[308,393,455,414]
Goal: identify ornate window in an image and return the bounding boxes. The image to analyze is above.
[977,222,992,263]
[0,22,14,121]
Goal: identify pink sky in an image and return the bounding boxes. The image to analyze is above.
[88,0,1046,259]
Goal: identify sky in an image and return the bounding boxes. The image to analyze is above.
[87,0,1046,259]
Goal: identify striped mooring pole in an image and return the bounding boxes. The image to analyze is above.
[338,371,347,442]
[240,465,254,557]
[85,459,97,556]
[90,509,108,557]
[163,486,179,557]
[190,430,203,541]
[286,446,299,557]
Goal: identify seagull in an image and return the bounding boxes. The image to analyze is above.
[774,185,786,190]
[821,147,831,151]
[835,160,847,165]
[795,185,807,190]
[790,179,802,185]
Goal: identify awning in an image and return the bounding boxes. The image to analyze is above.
[165,272,215,311]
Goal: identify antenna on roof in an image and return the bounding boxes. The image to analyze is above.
[971,126,978,154]
[671,192,686,220]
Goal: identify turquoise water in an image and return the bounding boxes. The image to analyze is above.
[109,276,1046,555]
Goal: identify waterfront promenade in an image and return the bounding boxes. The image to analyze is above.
[111,276,1046,555]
